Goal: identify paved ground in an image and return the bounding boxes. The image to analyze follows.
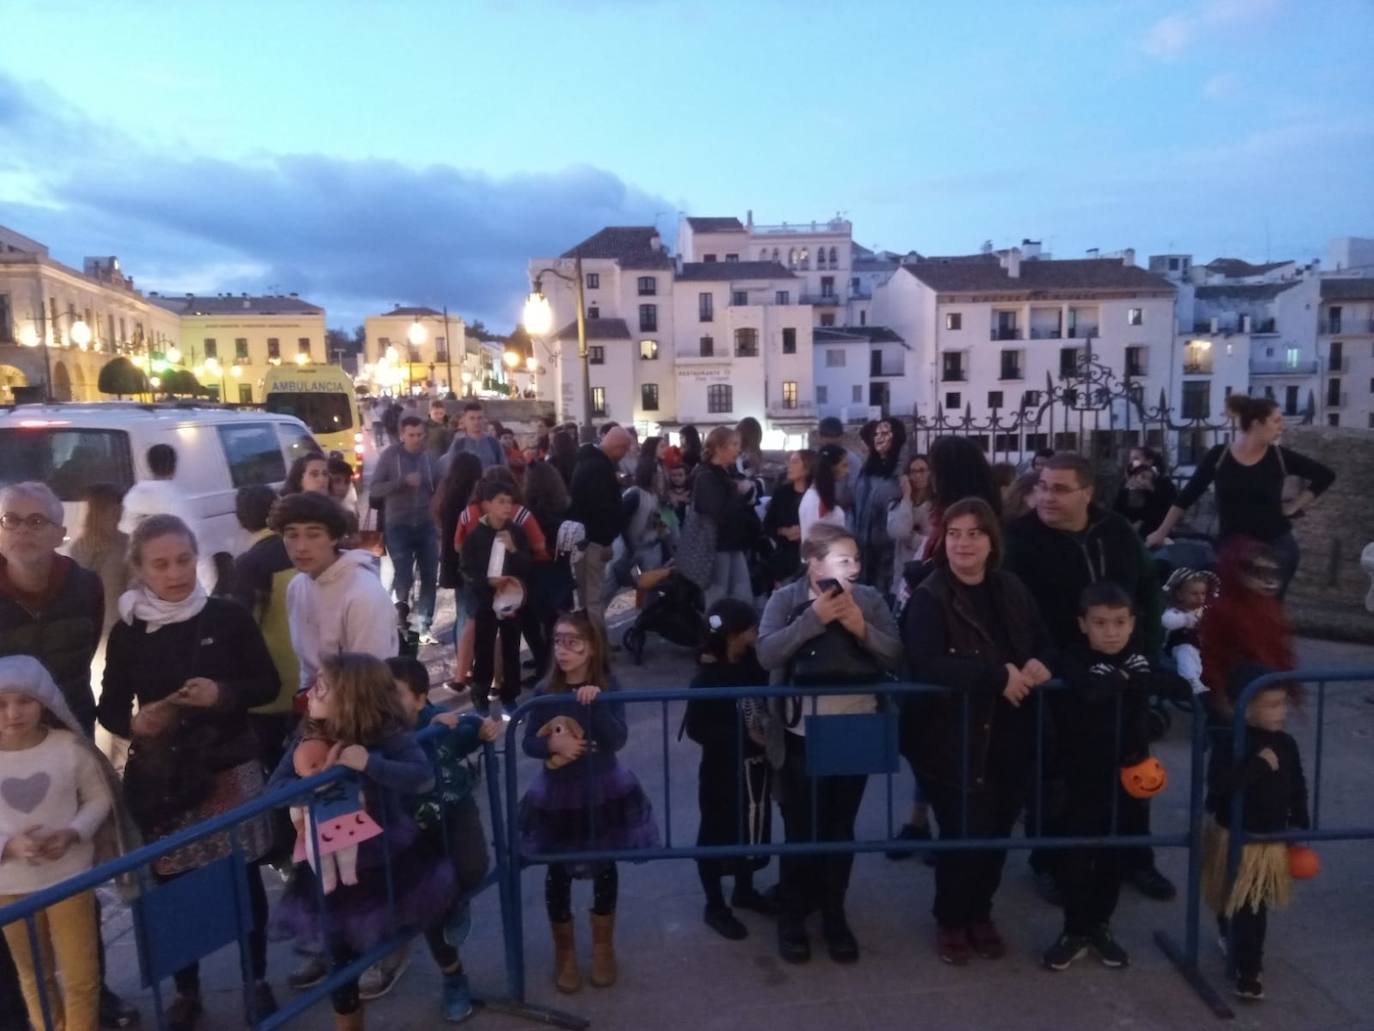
[92,586,1374,1030]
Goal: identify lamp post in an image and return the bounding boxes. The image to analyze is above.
[20,311,92,402]
[523,253,591,441]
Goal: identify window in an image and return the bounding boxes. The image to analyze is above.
[435,337,448,361]
[820,276,834,298]
[267,338,281,360]
[1126,345,1147,377]
[0,295,13,344]
[1060,347,1083,378]
[203,338,218,358]
[775,291,790,305]
[216,424,287,488]
[725,253,738,262]
[999,349,1022,380]
[870,350,883,377]
[828,246,837,266]
[1168,258,1179,271]
[732,290,748,306]
[735,328,759,357]
[703,254,717,263]
[1021,390,1042,409]
[238,385,253,404]
[825,349,845,368]
[235,338,249,360]
[852,385,863,402]
[263,392,354,433]
[1326,377,1342,407]
[1182,380,1211,420]
[782,381,798,409]
[816,385,829,404]
[707,384,732,413]
[698,292,714,322]
[870,382,890,409]
[941,351,965,382]
[591,387,607,416]
[945,313,962,331]
[298,337,311,356]
[587,305,600,320]
[782,328,797,354]
[1284,385,1299,415]
[994,311,1019,340]
[639,304,657,332]
[639,339,659,361]
[1327,305,1341,333]
[641,384,659,411]
[408,341,422,363]
[1128,307,1143,326]
[1330,340,1344,372]
[585,272,599,289]
[987,391,1004,409]
[587,345,606,365]
[637,276,656,296]
[1327,414,1340,427]
[817,249,827,269]
[699,336,714,357]
[819,313,835,327]
[945,391,961,410]
[0,428,133,501]
[275,423,320,466]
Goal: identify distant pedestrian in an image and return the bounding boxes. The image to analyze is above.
[569,427,631,630]
[371,416,442,643]
[444,401,507,471]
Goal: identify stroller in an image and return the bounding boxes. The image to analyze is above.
[621,570,706,665]
[1145,530,1218,742]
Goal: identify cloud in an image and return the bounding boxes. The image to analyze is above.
[1201,71,1243,101]
[1142,0,1281,60]
[0,73,675,328]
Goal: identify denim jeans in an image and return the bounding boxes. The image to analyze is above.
[385,521,439,629]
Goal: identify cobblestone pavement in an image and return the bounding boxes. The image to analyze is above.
[96,617,1374,1030]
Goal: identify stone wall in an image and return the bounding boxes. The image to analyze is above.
[1282,426,1374,642]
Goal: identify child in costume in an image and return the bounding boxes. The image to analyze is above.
[518,611,658,994]
[289,735,382,893]
[0,656,135,1031]
[1161,567,1220,696]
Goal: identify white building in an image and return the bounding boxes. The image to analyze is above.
[1317,278,1374,429]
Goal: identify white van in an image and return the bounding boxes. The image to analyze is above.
[0,402,320,563]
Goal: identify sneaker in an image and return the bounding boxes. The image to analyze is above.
[163,994,202,1031]
[936,926,972,966]
[250,981,278,1021]
[501,705,519,722]
[287,954,330,991]
[777,914,811,964]
[358,945,411,1001]
[730,885,778,917]
[100,987,141,1028]
[418,629,440,646]
[1032,870,1064,907]
[967,920,1007,959]
[442,969,476,1022]
[1087,924,1130,968]
[704,904,748,940]
[1233,976,1265,1001]
[821,909,859,964]
[1042,932,1090,971]
[884,822,932,861]
[1127,865,1177,901]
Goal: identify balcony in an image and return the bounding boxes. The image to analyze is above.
[941,368,967,383]
[800,292,842,306]
[1328,356,1350,373]
[1182,358,1213,375]
[850,284,872,300]
[1326,391,1348,409]
[990,328,1022,341]
[1325,318,1374,334]
[1067,325,1098,339]
[1249,358,1319,376]
[1028,327,1062,339]
[767,400,817,419]
[1251,318,1277,335]
[870,364,904,378]
[999,365,1024,381]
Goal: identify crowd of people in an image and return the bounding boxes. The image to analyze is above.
[0,390,1342,1030]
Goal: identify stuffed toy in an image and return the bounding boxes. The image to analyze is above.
[537,715,586,770]
[289,736,383,893]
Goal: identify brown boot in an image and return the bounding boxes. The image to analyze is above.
[334,1007,364,1030]
[551,919,582,993]
[589,911,617,988]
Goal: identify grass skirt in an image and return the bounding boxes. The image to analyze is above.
[1201,816,1291,916]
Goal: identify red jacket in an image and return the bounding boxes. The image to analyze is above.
[454,502,549,562]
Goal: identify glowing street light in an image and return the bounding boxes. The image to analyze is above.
[503,350,521,369]
[69,320,92,349]
[523,257,590,439]
[526,355,538,371]
[166,345,182,364]
[230,364,243,378]
[294,351,309,366]
[406,320,427,346]
[521,291,554,337]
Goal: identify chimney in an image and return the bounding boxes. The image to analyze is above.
[746,209,754,228]
[1122,248,1136,267]
[1004,247,1022,279]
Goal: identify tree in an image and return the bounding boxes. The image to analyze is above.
[97,357,149,398]
[160,369,204,397]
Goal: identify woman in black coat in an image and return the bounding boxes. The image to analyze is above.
[901,497,1053,968]
[762,449,814,585]
[98,515,280,1026]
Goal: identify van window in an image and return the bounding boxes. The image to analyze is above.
[217,424,287,488]
[265,392,354,435]
[276,423,322,464]
[0,428,134,501]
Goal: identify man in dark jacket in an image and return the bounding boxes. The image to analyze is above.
[1004,452,1174,904]
[425,399,454,457]
[569,426,631,631]
[0,481,139,1029]
[371,416,442,643]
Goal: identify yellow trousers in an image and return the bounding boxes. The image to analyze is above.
[0,888,100,1031]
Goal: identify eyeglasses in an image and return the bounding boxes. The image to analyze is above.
[1034,482,1086,497]
[552,634,588,653]
[0,513,58,531]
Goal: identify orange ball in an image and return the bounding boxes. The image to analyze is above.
[1120,756,1168,799]
[1288,845,1321,880]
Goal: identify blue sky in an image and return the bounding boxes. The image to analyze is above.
[1,0,1371,329]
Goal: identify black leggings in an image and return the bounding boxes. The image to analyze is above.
[545,863,618,922]
[1218,906,1267,980]
[166,866,270,995]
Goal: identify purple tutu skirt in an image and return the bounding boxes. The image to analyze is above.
[519,761,659,863]
[269,815,454,954]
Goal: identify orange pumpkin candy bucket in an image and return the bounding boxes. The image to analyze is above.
[1120,755,1168,799]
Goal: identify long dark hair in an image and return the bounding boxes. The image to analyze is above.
[523,457,571,517]
[283,452,328,495]
[928,436,1001,515]
[860,418,907,479]
[433,451,483,525]
[680,424,702,467]
[549,429,578,487]
[813,443,847,515]
[699,598,758,664]
[633,436,662,490]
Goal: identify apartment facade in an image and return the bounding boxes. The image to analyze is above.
[362,305,469,396]
[1318,278,1374,429]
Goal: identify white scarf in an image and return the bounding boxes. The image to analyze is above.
[118,581,209,633]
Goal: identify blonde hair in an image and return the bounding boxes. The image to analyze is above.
[317,652,407,746]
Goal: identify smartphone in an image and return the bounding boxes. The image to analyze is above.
[817,577,843,597]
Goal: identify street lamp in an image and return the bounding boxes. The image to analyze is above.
[166,345,182,365]
[523,253,591,441]
[20,312,92,401]
[294,351,309,366]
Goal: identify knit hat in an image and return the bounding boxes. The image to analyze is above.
[1164,566,1220,601]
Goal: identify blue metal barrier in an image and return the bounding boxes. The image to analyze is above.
[502,680,1236,1017]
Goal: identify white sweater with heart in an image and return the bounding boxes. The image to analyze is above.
[0,728,111,893]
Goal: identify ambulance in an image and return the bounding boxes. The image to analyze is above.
[263,363,365,476]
